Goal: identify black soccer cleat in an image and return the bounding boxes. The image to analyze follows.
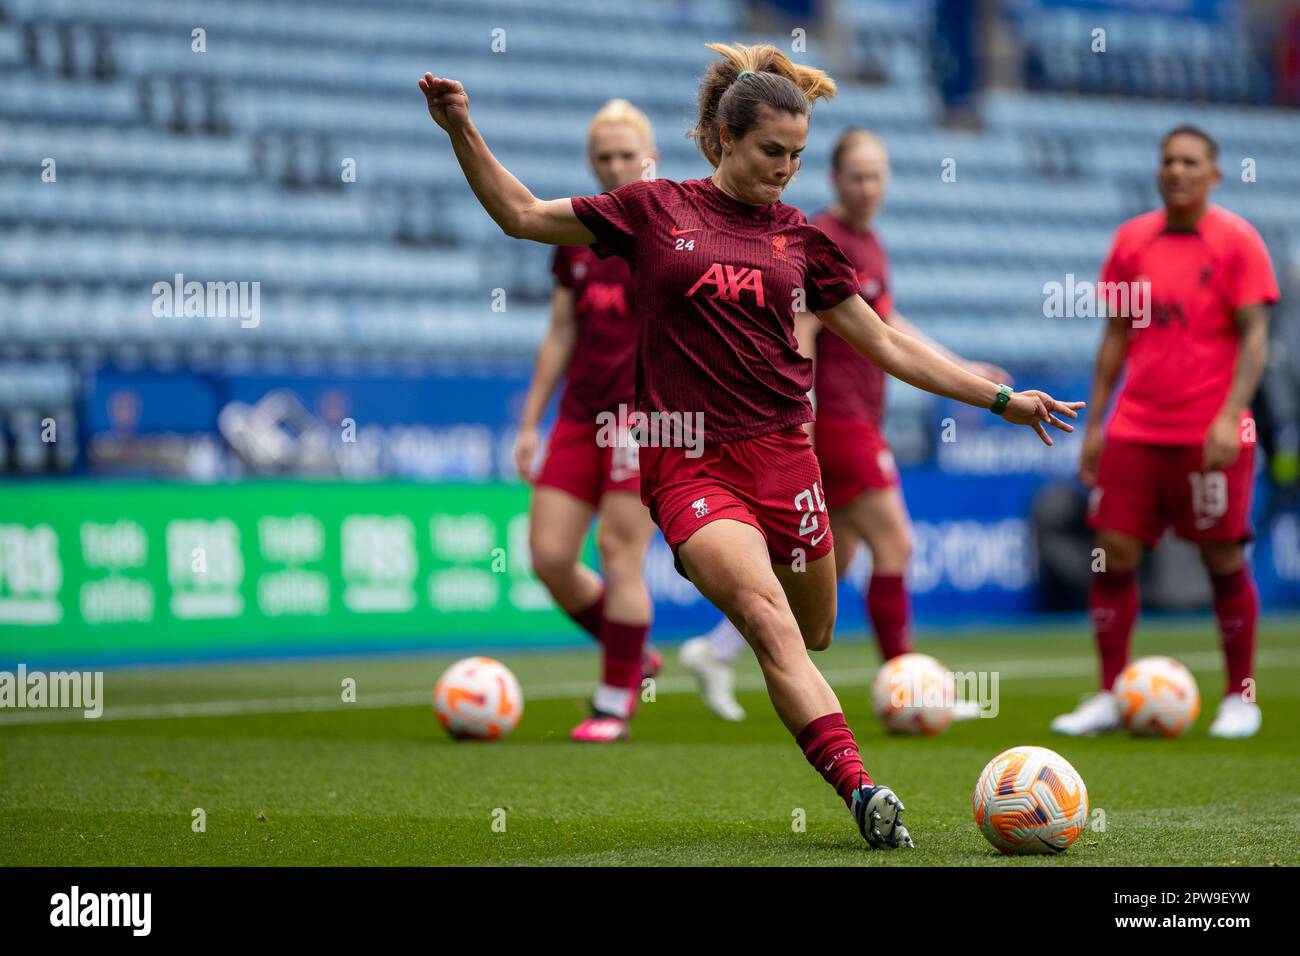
[851,783,914,850]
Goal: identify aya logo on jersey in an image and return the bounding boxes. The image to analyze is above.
[687,263,766,307]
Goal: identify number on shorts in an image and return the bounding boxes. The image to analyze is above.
[1188,470,1228,521]
[793,482,827,543]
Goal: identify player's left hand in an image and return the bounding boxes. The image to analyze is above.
[1001,390,1085,446]
[1203,411,1242,471]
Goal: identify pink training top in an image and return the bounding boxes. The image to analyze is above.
[1100,205,1280,445]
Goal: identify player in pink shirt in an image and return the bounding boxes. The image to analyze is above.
[681,128,1009,722]
[421,43,1081,848]
[513,100,661,744]
[1053,126,1279,739]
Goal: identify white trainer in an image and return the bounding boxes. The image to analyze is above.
[679,636,746,722]
[1050,691,1121,736]
[1208,694,1262,739]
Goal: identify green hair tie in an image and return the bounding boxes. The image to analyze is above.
[737,70,754,79]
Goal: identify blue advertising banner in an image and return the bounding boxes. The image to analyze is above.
[85,366,535,481]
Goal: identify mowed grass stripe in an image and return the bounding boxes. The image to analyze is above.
[4,648,1299,727]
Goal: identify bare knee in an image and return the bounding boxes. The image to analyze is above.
[870,528,913,577]
[733,590,808,662]
[596,525,646,580]
[731,589,781,642]
[529,531,575,588]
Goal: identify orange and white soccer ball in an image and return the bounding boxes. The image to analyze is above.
[870,653,955,736]
[1114,655,1200,737]
[433,657,523,740]
[973,745,1088,855]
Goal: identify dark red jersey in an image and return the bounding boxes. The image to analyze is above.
[551,245,637,420]
[571,177,860,444]
[810,211,894,425]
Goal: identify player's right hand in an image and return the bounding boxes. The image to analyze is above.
[419,73,471,134]
[514,426,540,481]
[1078,426,1104,487]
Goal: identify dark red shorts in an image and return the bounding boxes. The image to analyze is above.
[814,415,898,508]
[638,424,833,580]
[534,414,640,508]
[1086,436,1256,547]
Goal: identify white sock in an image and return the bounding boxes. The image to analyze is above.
[707,617,747,663]
[593,684,632,719]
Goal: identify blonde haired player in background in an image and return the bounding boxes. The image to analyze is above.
[513,100,660,742]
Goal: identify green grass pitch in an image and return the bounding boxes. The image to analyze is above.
[2,618,1298,866]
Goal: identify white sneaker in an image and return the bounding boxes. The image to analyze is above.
[1208,694,1262,739]
[1050,691,1121,736]
[680,636,746,722]
[953,699,983,722]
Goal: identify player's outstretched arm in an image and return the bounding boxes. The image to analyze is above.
[889,310,1010,384]
[418,73,596,246]
[815,294,1083,446]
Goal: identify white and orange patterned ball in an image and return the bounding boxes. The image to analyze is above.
[973,745,1088,855]
[1114,656,1200,737]
[433,657,523,740]
[870,653,956,736]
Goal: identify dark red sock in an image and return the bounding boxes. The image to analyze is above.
[1210,566,1258,699]
[568,589,605,644]
[867,573,913,661]
[796,713,872,809]
[1090,568,1137,690]
[601,619,649,693]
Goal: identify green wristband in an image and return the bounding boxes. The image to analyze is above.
[989,384,1013,415]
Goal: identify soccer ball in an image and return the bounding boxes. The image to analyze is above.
[1114,655,1200,737]
[870,652,955,735]
[433,657,523,740]
[972,745,1088,855]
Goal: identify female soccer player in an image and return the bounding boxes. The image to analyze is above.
[681,128,1009,722]
[420,43,1082,849]
[514,100,660,743]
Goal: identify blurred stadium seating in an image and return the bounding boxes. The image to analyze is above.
[2,2,1297,448]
